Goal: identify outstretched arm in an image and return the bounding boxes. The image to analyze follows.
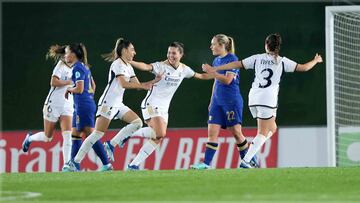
[202,61,243,73]
[129,61,153,72]
[50,76,72,87]
[193,73,214,80]
[295,54,323,72]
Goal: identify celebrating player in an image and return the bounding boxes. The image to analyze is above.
[111,42,213,170]
[190,34,258,170]
[21,45,74,171]
[62,43,112,172]
[203,33,323,168]
[65,38,161,171]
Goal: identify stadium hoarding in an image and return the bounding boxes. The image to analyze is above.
[0,128,278,172]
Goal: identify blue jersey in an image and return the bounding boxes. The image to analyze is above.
[71,61,95,108]
[211,53,243,106]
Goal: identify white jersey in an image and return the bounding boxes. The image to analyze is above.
[141,61,195,111]
[242,53,297,108]
[98,58,136,107]
[44,60,73,108]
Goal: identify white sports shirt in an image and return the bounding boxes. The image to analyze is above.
[141,61,195,111]
[44,60,73,108]
[98,58,136,107]
[242,53,298,108]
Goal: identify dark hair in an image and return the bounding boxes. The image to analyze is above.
[265,33,282,54]
[169,41,184,55]
[46,44,67,63]
[102,38,132,62]
[68,43,90,67]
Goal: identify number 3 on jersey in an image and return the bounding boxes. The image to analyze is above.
[259,68,273,88]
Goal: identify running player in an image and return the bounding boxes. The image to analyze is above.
[65,38,161,170]
[203,33,323,168]
[21,45,74,171]
[116,42,214,170]
[191,34,258,170]
[62,43,112,172]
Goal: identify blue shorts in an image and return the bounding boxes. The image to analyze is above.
[72,102,96,132]
[208,103,243,129]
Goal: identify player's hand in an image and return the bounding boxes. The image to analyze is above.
[202,64,215,74]
[153,71,165,83]
[141,82,153,90]
[314,53,323,63]
[65,89,71,99]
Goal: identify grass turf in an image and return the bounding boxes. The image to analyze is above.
[1,167,359,202]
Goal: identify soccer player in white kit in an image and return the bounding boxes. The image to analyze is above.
[119,42,213,170]
[21,45,74,170]
[65,38,161,171]
[203,33,323,168]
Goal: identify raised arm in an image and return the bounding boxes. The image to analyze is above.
[118,76,151,90]
[202,61,243,73]
[295,53,323,72]
[129,61,153,72]
[193,72,214,80]
[50,76,72,87]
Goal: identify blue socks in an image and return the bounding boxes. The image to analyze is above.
[204,142,218,165]
[92,140,109,165]
[238,140,249,159]
[71,136,82,170]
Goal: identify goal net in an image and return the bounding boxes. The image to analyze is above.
[326,6,360,167]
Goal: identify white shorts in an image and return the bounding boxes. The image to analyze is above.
[96,104,131,120]
[141,105,168,124]
[249,106,277,120]
[43,104,73,123]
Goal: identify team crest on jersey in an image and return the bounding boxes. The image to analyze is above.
[75,71,81,79]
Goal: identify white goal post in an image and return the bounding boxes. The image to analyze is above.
[326,5,360,167]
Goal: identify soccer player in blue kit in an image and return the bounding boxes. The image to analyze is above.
[191,34,258,169]
[62,43,112,172]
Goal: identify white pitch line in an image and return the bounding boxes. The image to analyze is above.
[0,191,42,201]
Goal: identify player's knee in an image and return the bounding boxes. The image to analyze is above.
[131,118,143,130]
[44,136,53,142]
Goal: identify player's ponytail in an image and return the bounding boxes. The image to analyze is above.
[102,38,132,62]
[214,34,235,54]
[46,44,67,63]
[227,36,235,54]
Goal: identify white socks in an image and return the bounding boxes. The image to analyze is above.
[130,140,158,166]
[62,131,72,163]
[244,133,267,163]
[74,130,104,163]
[132,127,157,139]
[29,132,52,142]
[110,118,143,147]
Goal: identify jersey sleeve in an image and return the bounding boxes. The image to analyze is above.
[129,66,136,78]
[151,62,165,75]
[184,66,196,78]
[112,61,128,76]
[73,65,85,82]
[282,57,298,72]
[242,54,258,70]
[52,60,63,79]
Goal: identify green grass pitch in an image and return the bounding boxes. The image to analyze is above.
[1,167,359,202]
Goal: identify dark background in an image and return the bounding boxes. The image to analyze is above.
[3,2,331,130]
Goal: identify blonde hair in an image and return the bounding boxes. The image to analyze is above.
[46,44,67,63]
[214,34,235,54]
